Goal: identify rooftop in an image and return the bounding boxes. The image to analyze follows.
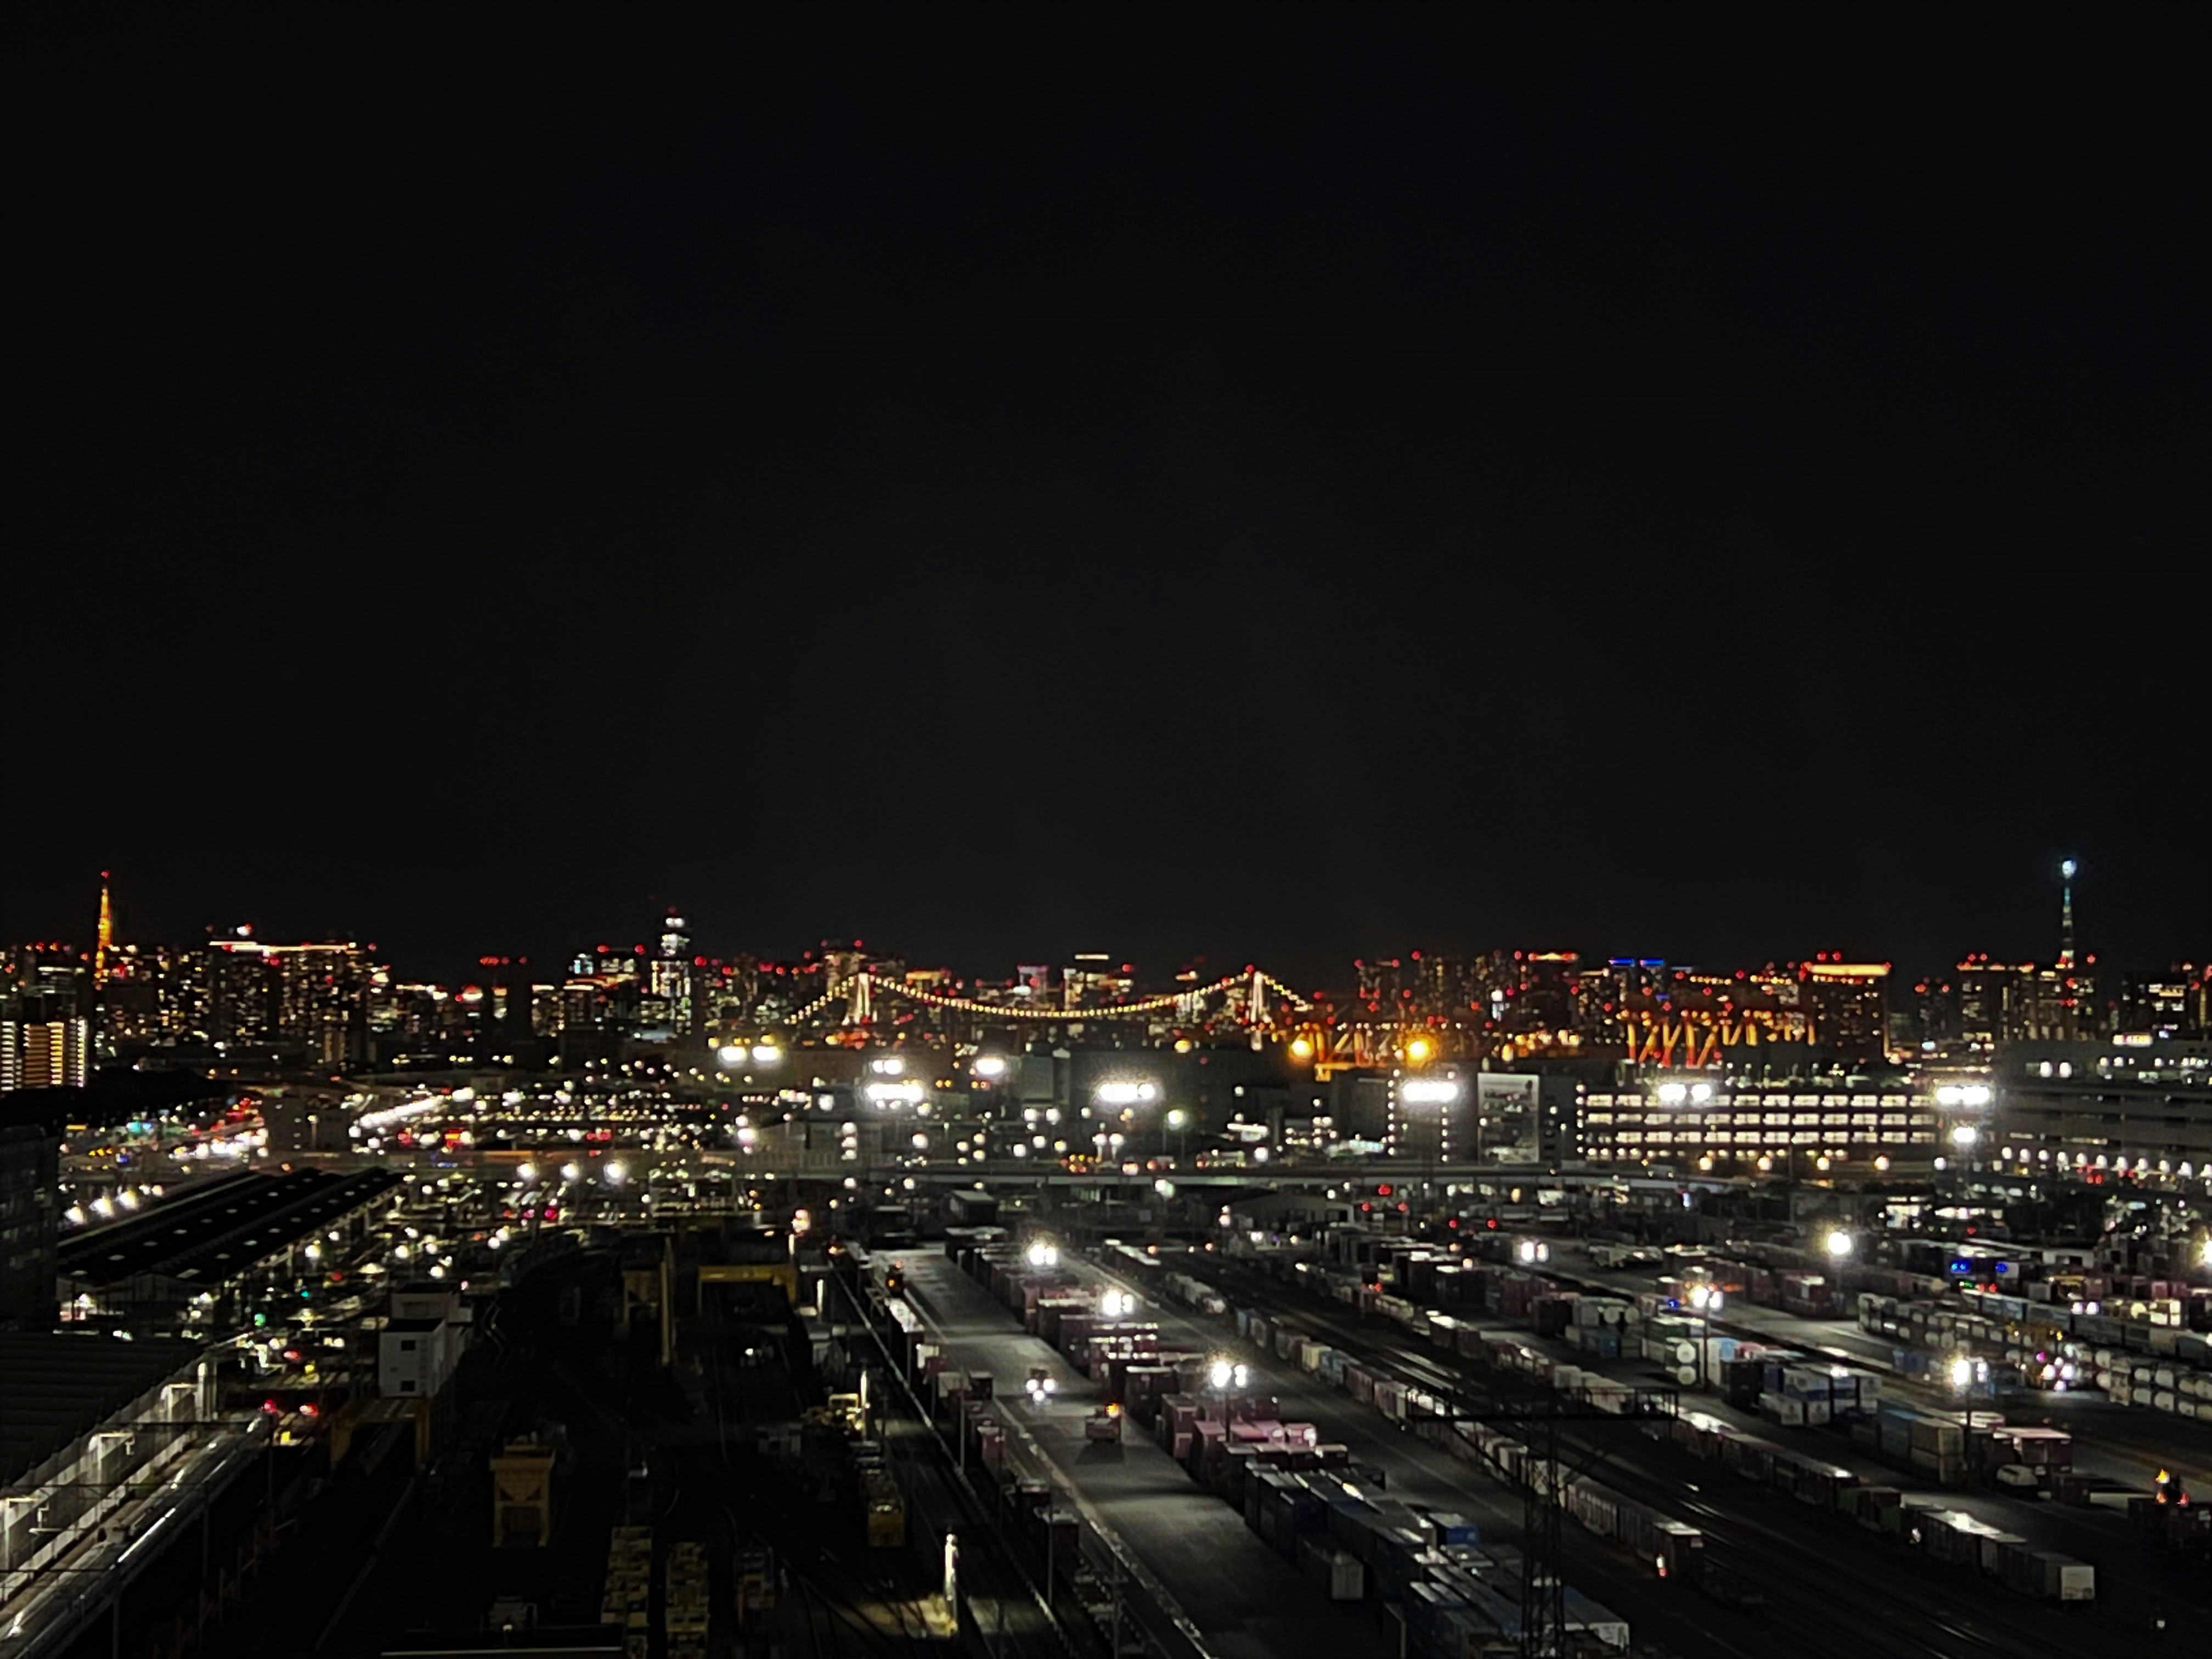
[0,1332,204,1487]
[60,1169,403,1288]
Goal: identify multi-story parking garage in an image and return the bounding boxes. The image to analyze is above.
[1936,1041,2212,1190]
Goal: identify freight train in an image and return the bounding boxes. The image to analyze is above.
[1133,1250,2109,1610]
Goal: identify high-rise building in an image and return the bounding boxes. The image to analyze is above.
[2112,967,2207,1042]
[648,912,696,1035]
[1,1016,91,1088]
[1953,954,2100,1045]
[204,934,369,1065]
[1955,957,2025,1046]
[1798,960,1892,1062]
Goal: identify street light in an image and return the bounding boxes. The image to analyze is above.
[1095,1081,1159,1107]
[1166,1108,1190,1163]
[1948,1351,1990,1430]
[1824,1229,1854,1261]
[1687,1283,1723,1388]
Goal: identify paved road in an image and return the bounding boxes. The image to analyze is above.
[899,1248,1392,1659]
[1055,1249,1794,1659]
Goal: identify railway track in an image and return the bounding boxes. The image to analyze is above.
[1171,1253,2179,1659]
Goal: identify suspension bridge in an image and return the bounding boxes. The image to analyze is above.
[780,965,1316,1031]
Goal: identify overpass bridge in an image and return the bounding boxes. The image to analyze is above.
[289,1144,1745,1199]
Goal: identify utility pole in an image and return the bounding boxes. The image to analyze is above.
[1521,1413,1567,1659]
[1438,1387,1678,1659]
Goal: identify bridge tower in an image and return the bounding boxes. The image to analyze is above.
[843,970,874,1025]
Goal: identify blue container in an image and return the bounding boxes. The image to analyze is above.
[1429,1513,1480,1547]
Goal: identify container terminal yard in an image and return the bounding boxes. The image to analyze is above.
[8,1036,2212,1659]
[874,1221,2209,1659]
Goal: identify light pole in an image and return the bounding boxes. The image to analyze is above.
[1948,1353,1987,1432]
[1207,1356,1249,1423]
[1398,1075,1461,1210]
[1166,1108,1189,1165]
[1687,1283,1723,1390]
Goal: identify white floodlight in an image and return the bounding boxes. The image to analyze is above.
[1094,1081,1159,1107]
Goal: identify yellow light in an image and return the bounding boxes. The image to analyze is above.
[1290,1037,1313,1059]
[1406,1038,1432,1063]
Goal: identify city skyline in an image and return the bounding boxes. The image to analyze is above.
[10,866,2201,1092]
[8,19,2205,997]
[5,856,2200,989]
[6,18,2207,1658]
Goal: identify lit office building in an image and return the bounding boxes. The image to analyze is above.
[1,1016,91,1089]
[1578,1084,1936,1170]
[204,936,369,1065]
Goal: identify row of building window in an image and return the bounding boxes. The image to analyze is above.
[1583,1111,1931,1128]
[1593,1128,1920,1147]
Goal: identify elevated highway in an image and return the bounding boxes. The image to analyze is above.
[288,1143,1743,1198]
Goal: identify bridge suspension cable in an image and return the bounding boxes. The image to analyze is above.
[776,968,1312,1027]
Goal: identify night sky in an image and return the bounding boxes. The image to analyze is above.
[8,18,2205,986]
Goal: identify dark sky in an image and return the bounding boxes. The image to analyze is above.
[7,16,2205,988]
